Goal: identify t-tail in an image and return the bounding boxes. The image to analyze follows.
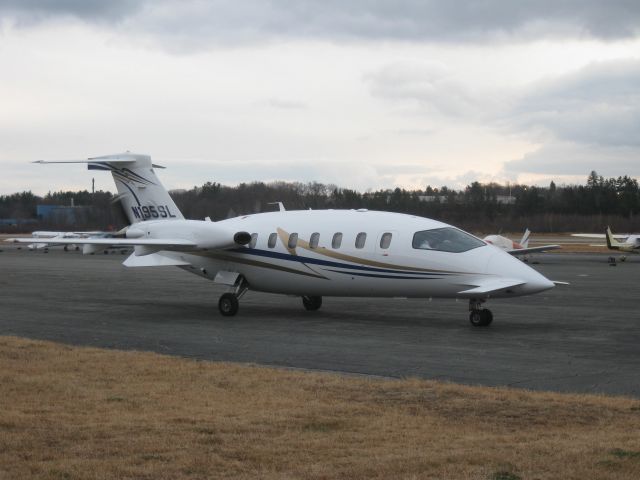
[35,153,184,225]
[606,226,621,250]
[519,228,531,249]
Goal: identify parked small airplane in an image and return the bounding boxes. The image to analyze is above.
[572,227,640,261]
[7,153,560,327]
[483,229,561,256]
[26,231,103,251]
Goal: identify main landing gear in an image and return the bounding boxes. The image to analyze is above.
[608,255,626,265]
[302,295,322,311]
[469,298,493,327]
[218,277,249,317]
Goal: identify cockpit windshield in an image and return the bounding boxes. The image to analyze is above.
[412,227,485,253]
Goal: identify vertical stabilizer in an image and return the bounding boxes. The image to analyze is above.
[606,226,621,250]
[86,153,184,224]
[519,229,531,248]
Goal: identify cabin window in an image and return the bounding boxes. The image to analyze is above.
[380,232,392,249]
[355,232,367,249]
[288,233,298,249]
[332,232,343,249]
[412,227,484,253]
[310,232,320,249]
[249,233,258,248]
[268,233,277,248]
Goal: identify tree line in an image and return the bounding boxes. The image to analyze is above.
[1,171,638,234]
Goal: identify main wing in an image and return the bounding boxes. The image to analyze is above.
[6,237,196,248]
[507,244,561,255]
[572,233,629,240]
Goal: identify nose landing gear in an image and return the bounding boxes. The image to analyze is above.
[469,298,493,327]
[302,295,322,311]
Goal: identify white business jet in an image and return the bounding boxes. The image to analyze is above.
[483,229,561,256]
[8,153,557,327]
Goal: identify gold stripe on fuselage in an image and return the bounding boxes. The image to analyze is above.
[197,251,328,279]
[277,228,461,275]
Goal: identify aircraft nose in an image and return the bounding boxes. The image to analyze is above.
[519,274,555,295]
[484,247,555,295]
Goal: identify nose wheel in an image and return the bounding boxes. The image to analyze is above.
[469,299,493,327]
[218,293,239,316]
[302,295,322,311]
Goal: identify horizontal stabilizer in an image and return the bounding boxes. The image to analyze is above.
[458,278,525,296]
[508,244,561,255]
[123,252,191,267]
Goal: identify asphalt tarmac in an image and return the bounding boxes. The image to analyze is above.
[1,247,638,397]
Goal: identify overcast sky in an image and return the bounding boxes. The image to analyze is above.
[1,1,639,195]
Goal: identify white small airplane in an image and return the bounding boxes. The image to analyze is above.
[7,153,561,327]
[483,229,561,256]
[572,227,640,260]
[25,231,104,251]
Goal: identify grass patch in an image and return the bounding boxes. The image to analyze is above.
[610,448,640,459]
[491,472,521,480]
[1,335,640,479]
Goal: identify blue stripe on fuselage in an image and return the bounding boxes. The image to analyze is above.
[229,248,450,277]
[324,269,439,280]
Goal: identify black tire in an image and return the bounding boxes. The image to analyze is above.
[219,293,239,316]
[302,295,322,311]
[469,310,483,326]
[470,309,492,327]
[480,308,493,326]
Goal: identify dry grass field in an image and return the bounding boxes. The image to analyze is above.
[1,336,639,480]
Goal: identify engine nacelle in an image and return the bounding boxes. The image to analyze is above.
[127,219,250,255]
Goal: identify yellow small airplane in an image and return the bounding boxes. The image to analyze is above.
[572,227,640,262]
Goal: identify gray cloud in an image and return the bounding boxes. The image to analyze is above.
[263,98,308,110]
[502,60,640,178]
[509,60,640,147]
[2,1,640,44]
[503,142,640,177]
[0,0,142,23]
[366,62,485,118]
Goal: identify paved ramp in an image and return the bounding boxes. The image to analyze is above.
[1,249,639,396]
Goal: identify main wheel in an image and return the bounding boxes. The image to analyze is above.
[302,295,322,311]
[218,293,239,316]
[480,308,493,326]
[470,309,492,327]
[469,310,483,326]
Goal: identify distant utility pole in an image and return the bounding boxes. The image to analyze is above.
[92,178,95,194]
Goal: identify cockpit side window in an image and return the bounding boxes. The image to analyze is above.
[412,227,485,253]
